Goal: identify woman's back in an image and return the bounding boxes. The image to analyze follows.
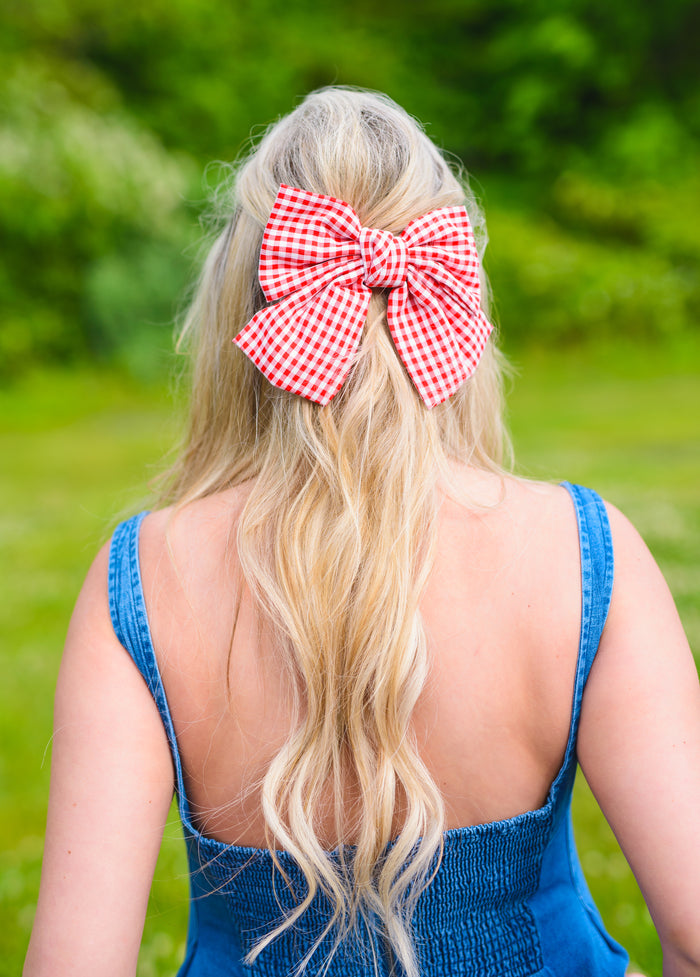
[109,475,636,976]
[23,86,700,977]
[140,470,581,848]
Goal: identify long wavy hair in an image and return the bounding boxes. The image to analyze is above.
[161,87,510,976]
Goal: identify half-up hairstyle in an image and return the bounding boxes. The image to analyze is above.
[161,87,510,976]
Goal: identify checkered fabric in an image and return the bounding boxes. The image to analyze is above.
[233,184,493,408]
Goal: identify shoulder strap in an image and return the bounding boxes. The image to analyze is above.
[562,482,614,689]
[550,483,614,802]
[108,513,192,821]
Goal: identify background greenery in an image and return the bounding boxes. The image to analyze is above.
[1,1,698,974]
[2,0,699,374]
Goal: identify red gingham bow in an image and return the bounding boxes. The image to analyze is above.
[233,185,493,408]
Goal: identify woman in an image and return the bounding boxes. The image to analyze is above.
[24,88,700,976]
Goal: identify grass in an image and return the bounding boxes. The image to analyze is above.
[1,336,698,976]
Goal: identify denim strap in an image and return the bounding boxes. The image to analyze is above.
[108,513,192,823]
[552,482,614,799]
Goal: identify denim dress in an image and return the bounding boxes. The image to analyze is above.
[108,482,629,976]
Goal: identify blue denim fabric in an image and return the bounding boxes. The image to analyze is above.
[108,482,629,976]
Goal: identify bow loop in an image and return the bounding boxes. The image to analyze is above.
[234,185,492,407]
[359,227,408,288]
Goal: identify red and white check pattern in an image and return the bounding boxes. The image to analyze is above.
[234,184,493,408]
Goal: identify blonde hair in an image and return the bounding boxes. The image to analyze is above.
[163,88,510,976]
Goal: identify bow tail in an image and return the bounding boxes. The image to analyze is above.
[387,280,493,409]
[234,285,371,405]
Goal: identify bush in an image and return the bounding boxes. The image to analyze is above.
[484,164,700,346]
[0,57,195,376]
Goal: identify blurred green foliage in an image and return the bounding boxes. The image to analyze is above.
[0,54,193,374]
[1,0,699,374]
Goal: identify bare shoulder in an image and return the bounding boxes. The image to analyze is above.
[587,494,697,716]
[66,537,120,664]
[26,530,175,977]
[601,497,684,629]
[575,497,700,955]
[139,485,251,568]
[135,488,252,675]
[436,472,582,601]
[501,475,585,552]
[442,467,576,522]
[603,496,653,556]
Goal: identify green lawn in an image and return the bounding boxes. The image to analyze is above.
[1,338,698,976]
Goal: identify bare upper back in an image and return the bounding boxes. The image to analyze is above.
[138,470,582,846]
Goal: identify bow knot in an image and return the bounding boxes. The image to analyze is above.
[359,226,407,288]
[234,185,492,408]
